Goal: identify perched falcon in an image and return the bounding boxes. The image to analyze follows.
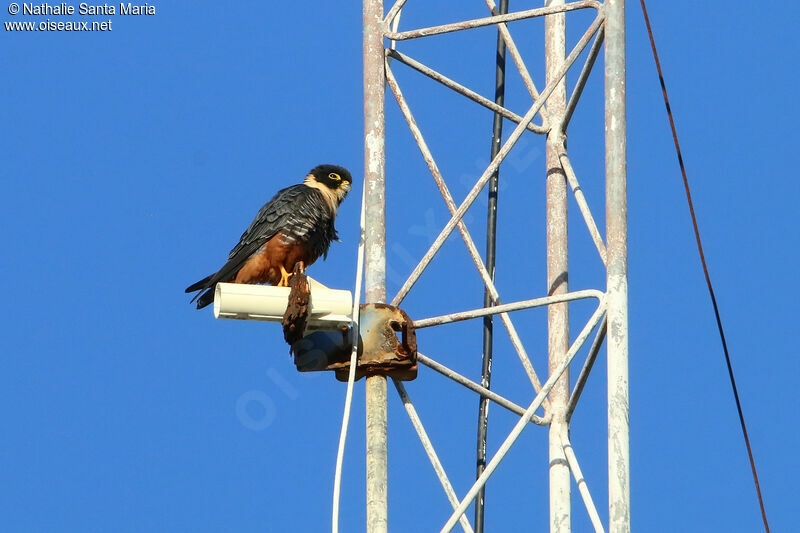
[186,164,353,309]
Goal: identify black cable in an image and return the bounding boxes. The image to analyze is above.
[639,2,770,531]
[475,1,509,531]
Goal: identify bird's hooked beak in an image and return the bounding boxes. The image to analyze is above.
[342,181,352,193]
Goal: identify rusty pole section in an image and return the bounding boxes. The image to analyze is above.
[363,0,388,531]
[545,1,570,532]
[604,0,630,531]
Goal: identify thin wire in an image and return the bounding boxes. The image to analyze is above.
[331,183,367,533]
[639,2,770,531]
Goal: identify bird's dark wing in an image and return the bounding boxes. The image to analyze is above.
[225,184,331,262]
[185,184,333,306]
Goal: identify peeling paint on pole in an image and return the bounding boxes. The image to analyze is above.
[545,2,571,532]
[363,0,388,531]
[604,0,631,531]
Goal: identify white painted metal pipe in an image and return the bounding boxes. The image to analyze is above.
[560,428,605,533]
[546,3,571,531]
[605,1,630,531]
[393,380,474,533]
[363,0,389,530]
[441,299,606,532]
[213,279,352,330]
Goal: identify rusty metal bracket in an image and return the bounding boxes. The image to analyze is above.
[282,264,311,345]
[291,303,417,381]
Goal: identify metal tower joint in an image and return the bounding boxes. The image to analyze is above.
[547,132,568,153]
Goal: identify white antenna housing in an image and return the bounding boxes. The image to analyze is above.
[213,277,352,330]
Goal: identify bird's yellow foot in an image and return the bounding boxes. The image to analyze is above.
[278,265,291,287]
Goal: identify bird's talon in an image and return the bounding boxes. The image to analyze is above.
[278,265,291,287]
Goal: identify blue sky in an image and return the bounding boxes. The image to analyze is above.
[1,1,796,531]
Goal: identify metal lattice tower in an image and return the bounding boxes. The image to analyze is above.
[361,1,628,531]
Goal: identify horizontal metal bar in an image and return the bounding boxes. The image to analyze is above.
[566,317,606,421]
[394,379,474,533]
[414,289,604,329]
[441,298,606,532]
[387,50,547,134]
[418,353,548,425]
[386,1,601,41]
[561,428,606,533]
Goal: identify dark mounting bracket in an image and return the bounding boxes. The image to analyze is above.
[289,303,418,382]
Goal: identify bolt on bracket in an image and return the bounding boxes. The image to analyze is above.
[291,303,418,381]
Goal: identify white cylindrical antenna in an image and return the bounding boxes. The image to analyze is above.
[213,278,352,330]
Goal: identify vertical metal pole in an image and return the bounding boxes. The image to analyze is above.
[475,2,508,531]
[545,1,570,532]
[604,1,630,532]
[364,0,388,531]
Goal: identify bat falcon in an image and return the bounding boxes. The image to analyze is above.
[186,164,353,309]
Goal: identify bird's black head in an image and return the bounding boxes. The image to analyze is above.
[308,164,353,194]
[305,165,353,210]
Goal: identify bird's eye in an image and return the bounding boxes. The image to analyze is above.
[328,172,341,181]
